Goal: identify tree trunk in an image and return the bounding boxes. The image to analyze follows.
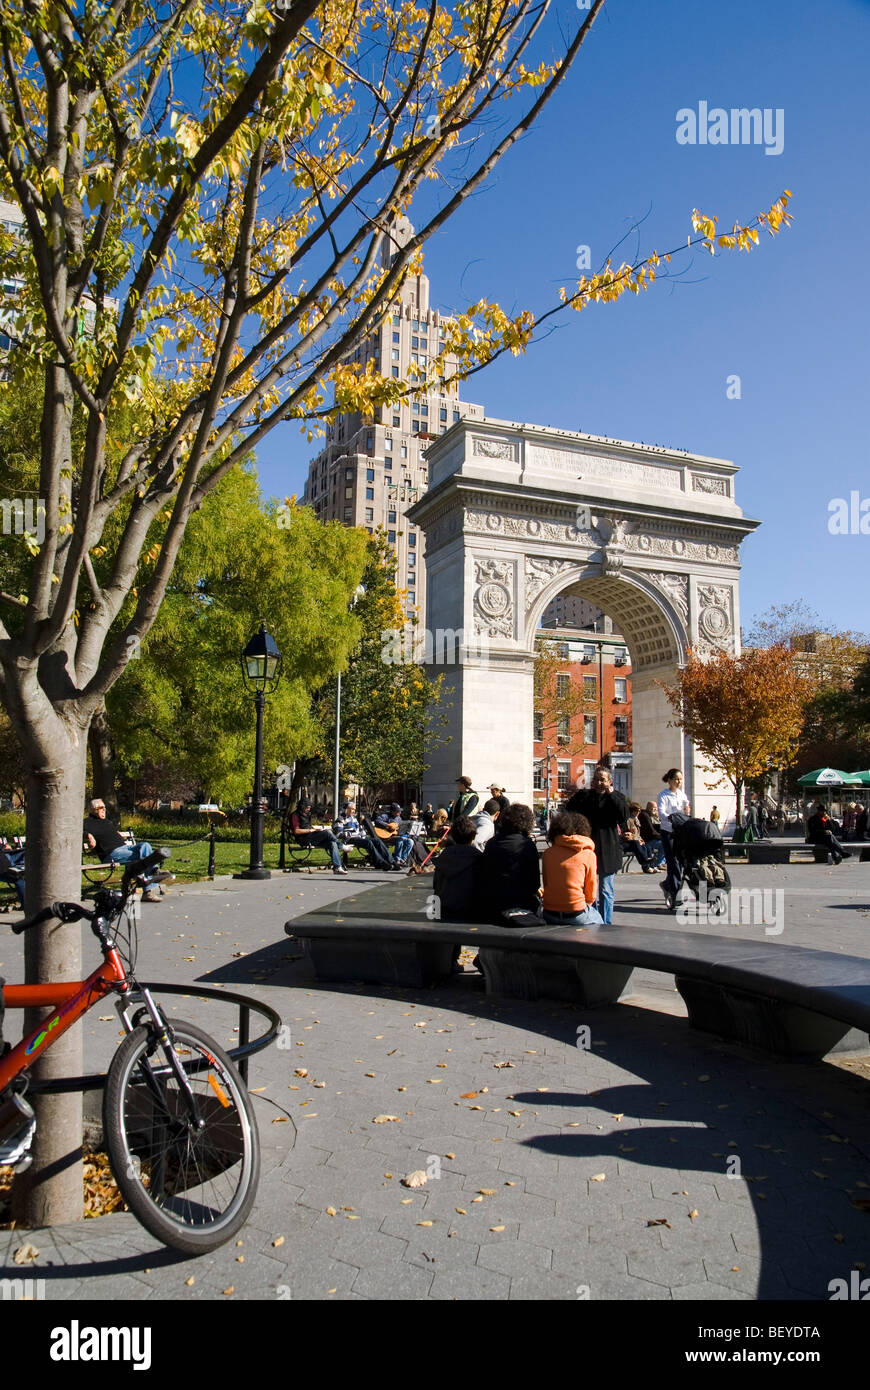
[11,737,88,1227]
[735,778,744,830]
[88,703,119,820]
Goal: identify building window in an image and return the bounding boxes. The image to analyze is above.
[388,510,396,523]
[419,336,427,349]
[584,716,597,745]
[365,508,373,522]
[411,421,419,432]
[533,711,543,742]
[388,530,396,543]
[412,336,418,348]
[392,349,399,361]
[557,715,570,745]
[392,415,400,427]
[419,402,428,415]
[365,526,373,534]
[453,410,460,422]
[582,644,596,664]
[407,590,415,602]
[440,407,447,422]
[344,486,352,499]
[392,332,399,342]
[408,533,416,546]
[366,435,373,450]
[343,508,351,521]
[614,716,628,744]
[614,646,628,666]
[401,445,407,458]
[583,675,596,699]
[392,366,399,378]
[385,437,392,451]
[614,677,627,702]
[557,761,571,791]
[384,457,392,470]
[556,674,570,699]
[365,487,374,500]
[366,468,374,482]
[533,761,543,791]
[345,468,353,480]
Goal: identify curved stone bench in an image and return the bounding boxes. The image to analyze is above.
[286,877,870,1061]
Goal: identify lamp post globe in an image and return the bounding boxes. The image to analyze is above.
[236,622,282,881]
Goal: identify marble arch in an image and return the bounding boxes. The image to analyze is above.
[408,418,760,819]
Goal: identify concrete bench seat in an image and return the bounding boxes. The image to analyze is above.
[286,876,870,1061]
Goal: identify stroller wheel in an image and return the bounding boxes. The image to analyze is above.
[708,887,729,918]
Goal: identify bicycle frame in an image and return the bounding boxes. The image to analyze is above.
[0,949,128,1094]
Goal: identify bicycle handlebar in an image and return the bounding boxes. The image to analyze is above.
[11,902,86,935]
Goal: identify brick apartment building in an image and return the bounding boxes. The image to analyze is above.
[534,596,633,810]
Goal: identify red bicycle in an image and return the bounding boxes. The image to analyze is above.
[0,849,260,1254]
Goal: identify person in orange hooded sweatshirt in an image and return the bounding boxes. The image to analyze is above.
[542,812,604,926]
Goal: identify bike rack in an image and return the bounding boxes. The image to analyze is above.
[26,983,282,1094]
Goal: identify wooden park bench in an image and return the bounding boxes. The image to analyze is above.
[286,875,870,1061]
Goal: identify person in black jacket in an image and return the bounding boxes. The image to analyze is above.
[565,766,628,923]
[807,802,851,864]
[476,803,541,925]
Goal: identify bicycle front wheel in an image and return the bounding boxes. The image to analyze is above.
[103,1019,260,1254]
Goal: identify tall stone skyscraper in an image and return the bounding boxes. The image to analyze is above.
[301,216,483,627]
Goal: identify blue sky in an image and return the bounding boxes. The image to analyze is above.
[253,0,870,637]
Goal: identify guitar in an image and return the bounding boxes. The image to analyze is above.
[373,820,399,840]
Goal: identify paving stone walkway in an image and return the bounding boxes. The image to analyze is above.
[2,857,869,1300]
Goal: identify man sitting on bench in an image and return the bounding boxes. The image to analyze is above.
[83,799,172,901]
[0,842,25,909]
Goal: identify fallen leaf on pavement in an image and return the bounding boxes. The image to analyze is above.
[590,1174,606,1182]
[490,1226,505,1233]
[372,1114,400,1123]
[13,1245,39,1264]
[688,1209,699,1220]
[460,1092,478,1099]
[647,1219,671,1228]
[272,1236,285,1247]
[401,1171,428,1189]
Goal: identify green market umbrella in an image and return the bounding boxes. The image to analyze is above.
[796,768,863,786]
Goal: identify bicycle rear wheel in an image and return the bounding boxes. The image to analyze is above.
[103,1019,260,1254]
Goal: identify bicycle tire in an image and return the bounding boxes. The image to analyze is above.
[103,1019,260,1254]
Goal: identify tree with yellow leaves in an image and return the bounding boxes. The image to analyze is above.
[0,0,792,1224]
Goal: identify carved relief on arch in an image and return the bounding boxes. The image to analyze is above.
[524,557,577,614]
[645,571,689,626]
[696,583,735,653]
[473,557,515,638]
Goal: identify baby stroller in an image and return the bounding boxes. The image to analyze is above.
[669,811,731,916]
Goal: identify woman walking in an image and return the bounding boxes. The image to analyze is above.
[657,768,690,911]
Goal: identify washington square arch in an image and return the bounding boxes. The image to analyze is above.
[408,418,759,820]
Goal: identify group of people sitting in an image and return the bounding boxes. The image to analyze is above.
[433,802,604,927]
[286,776,512,876]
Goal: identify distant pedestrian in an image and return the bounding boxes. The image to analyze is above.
[488,783,510,816]
[656,769,691,910]
[807,801,852,864]
[448,776,479,825]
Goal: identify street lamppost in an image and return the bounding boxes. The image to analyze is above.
[545,742,553,825]
[333,585,365,820]
[236,622,282,881]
